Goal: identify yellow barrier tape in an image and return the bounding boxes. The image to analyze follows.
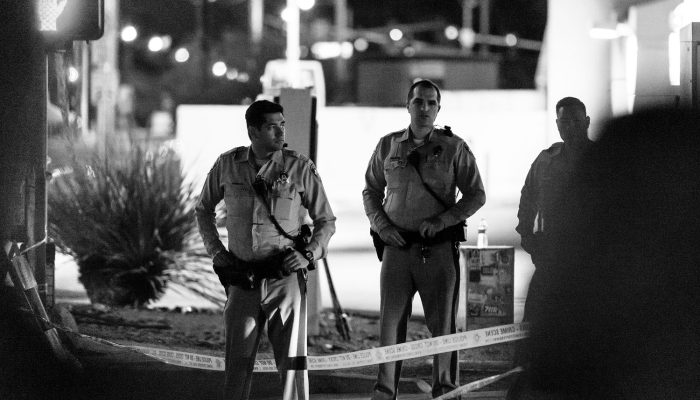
[116,322,529,372]
[434,366,523,400]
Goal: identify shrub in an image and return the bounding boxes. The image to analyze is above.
[48,141,200,307]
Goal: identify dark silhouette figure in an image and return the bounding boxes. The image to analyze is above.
[509,107,700,399]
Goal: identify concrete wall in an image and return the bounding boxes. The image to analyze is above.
[176,90,548,247]
[546,0,615,141]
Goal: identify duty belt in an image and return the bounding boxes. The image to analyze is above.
[214,252,288,290]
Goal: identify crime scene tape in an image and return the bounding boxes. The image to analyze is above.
[433,366,523,400]
[121,322,529,372]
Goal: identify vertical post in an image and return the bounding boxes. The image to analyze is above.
[277,88,320,336]
[249,0,263,57]
[680,22,700,109]
[334,0,349,101]
[26,21,49,308]
[81,41,91,136]
[197,0,210,91]
[92,0,120,157]
[478,0,491,55]
[286,0,301,87]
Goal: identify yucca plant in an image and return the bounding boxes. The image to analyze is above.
[48,141,201,307]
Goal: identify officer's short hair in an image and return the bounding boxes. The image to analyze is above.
[406,79,441,105]
[556,97,586,115]
[245,100,284,129]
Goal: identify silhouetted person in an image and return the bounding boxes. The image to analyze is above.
[509,107,700,399]
[516,97,593,320]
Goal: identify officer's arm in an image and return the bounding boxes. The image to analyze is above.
[299,160,336,261]
[194,158,227,257]
[437,143,486,228]
[362,141,393,233]
[516,159,539,254]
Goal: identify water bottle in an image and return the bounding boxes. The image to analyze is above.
[476,218,488,248]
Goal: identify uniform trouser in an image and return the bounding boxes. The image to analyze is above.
[372,241,460,400]
[222,272,308,400]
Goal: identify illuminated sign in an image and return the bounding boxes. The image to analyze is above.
[37,0,103,41]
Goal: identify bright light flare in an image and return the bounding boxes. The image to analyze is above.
[148,36,164,52]
[174,48,190,63]
[121,25,137,42]
[444,25,459,41]
[458,28,475,48]
[354,38,369,52]
[212,61,227,77]
[297,0,315,11]
[281,7,292,22]
[389,29,403,41]
[68,66,79,83]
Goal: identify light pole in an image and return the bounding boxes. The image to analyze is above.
[285,0,301,87]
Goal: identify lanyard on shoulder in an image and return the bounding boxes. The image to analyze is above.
[251,176,298,242]
[406,146,448,209]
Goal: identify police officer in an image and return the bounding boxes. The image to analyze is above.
[363,80,486,400]
[195,100,335,400]
[515,96,593,319]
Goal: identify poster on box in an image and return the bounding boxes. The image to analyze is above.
[459,246,514,328]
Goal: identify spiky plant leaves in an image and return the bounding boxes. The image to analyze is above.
[48,141,198,307]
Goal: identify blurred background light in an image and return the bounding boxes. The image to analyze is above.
[340,41,354,59]
[68,66,80,83]
[212,61,227,77]
[281,7,293,22]
[389,29,403,41]
[458,27,475,48]
[237,72,250,83]
[505,33,518,47]
[444,25,459,41]
[403,46,416,57]
[148,36,164,52]
[297,0,315,11]
[120,25,137,42]
[226,69,239,80]
[174,47,190,63]
[312,42,342,59]
[353,38,369,52]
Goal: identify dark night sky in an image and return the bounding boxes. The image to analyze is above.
[120,0,547,42]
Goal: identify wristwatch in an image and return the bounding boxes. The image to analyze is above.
[303,250,314,263]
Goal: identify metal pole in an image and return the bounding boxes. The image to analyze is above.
[334,0,349,101]
[286,0,301,87]
[479,0,491,55]
[249,0,263,56]
[81,41,91,136]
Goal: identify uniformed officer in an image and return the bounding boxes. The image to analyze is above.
[363,80,486,400]
[195,100,336,400]
[515,96,592,319]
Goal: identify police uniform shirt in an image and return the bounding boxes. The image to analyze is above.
[195,146,336,262]
[363,126,485,233]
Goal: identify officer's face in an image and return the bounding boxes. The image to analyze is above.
[556,106,590,148]
[250,112,285,153]
[407,86,440,130]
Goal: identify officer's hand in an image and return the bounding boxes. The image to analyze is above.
[213,249,236,267]
[283,249,307,275]
[419,217,445,238]
[378,226,406,247]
